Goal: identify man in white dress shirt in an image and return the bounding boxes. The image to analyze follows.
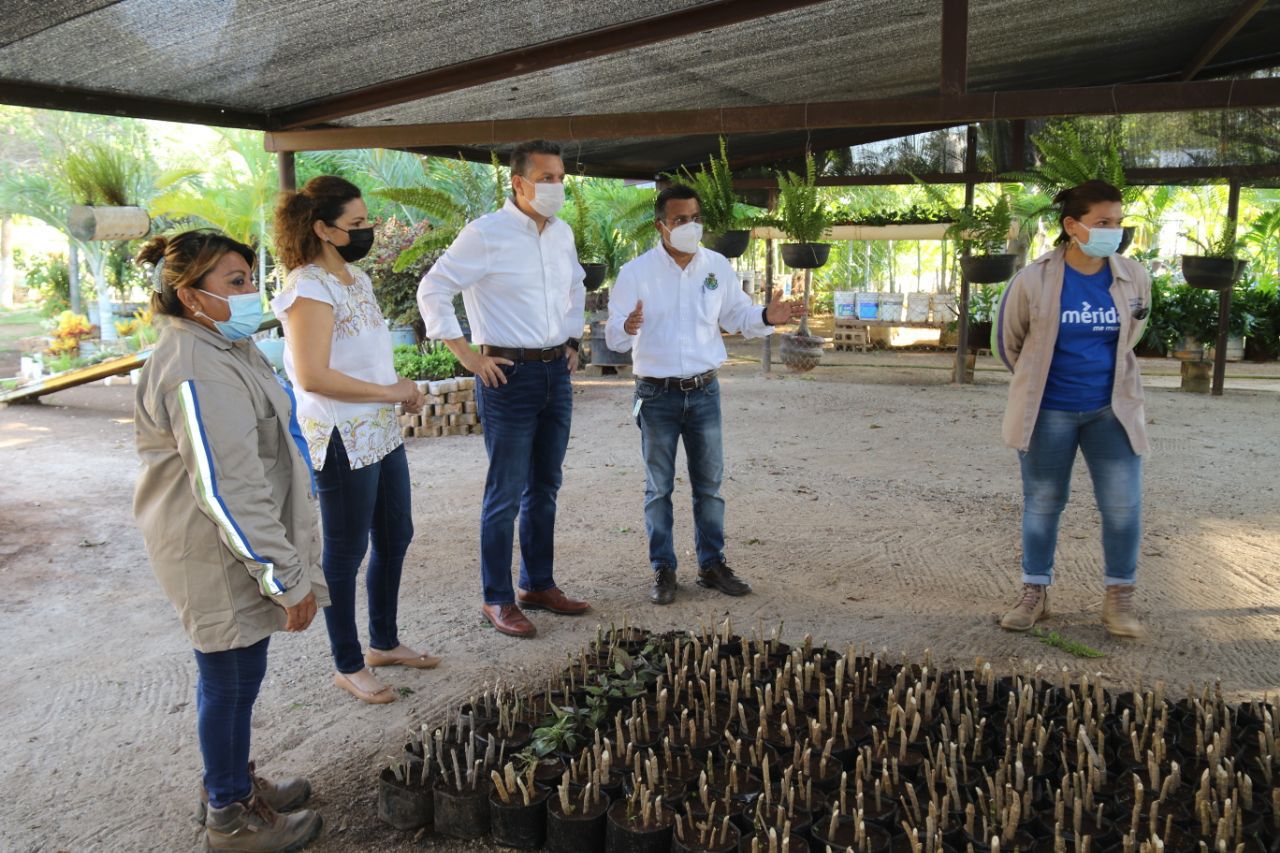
[417,140,590,638]
[606,185,804,605]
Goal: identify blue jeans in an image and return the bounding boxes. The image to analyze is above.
[1019,406,1143,586]
[475,357,573,605]
[634,377,726,572]
[316,431,414,673]
[194,637,270,809]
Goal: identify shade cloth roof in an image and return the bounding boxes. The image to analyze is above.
[3,0,1279,176]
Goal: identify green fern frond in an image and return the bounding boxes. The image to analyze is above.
[392,227,459,273]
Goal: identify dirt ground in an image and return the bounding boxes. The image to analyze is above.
[2,341,1279,852]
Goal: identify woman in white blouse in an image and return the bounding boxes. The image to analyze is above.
[272,176,434,705]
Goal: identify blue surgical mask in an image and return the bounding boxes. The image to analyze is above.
[1075,225,1124,258]
[197,291,264,341]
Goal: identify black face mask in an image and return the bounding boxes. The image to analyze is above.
[332,225,374,263]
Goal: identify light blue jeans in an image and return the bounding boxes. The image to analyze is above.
[1019,406,1143,586]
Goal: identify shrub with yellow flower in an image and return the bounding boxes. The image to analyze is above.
[47,311,95,355]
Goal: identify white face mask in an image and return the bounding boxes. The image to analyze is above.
[522,180,565,217]
[663,221,703,254]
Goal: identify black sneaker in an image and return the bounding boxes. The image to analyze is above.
[650,567,677,605]
[696,559,752,597]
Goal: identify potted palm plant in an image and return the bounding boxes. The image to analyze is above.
[566,178,608,291]
[666,137,753,259]
[1182,220,1247,291]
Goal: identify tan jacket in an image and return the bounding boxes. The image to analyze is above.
[994,246,1153,454]
[133,317,328,653]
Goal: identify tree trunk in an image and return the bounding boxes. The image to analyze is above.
[69,241,81,315]
[0,216,13,308]
[91,252,117,341]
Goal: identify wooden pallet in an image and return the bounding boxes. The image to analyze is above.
[582,363,632,376]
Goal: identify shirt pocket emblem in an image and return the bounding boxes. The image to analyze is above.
[703,273,719,291]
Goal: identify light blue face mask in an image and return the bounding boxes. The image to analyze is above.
[198,291,264,341]
[1075,225,1124,258]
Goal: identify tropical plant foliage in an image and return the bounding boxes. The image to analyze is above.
[767,152,832,245]
[664,137,753,237]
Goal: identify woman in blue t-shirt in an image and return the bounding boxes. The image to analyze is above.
[993,180,1153,639]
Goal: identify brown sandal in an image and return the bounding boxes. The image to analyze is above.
[364,647,442,670]
[333,671,396,704]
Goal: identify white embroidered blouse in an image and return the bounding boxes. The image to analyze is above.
[271,264,402,470]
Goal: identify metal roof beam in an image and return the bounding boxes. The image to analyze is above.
[1180,0,1268,81]
[263,76,1280,152]
[273,0,834,129]
[0,79,269,129]
[731,164,1280,189]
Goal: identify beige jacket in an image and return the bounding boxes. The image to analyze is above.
[994,246,1152,454]
[133,317,328,653]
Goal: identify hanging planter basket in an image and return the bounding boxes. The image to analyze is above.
[959,254,1017,284]
[1181,255,1246,291]
[581,263,608,292]
[779,243,831,269]
[1118,225,1136,255]
[777,332,825,373]
[68,205,151,241]
[707,230,751,259]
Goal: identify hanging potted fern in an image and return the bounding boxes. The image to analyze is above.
[1006,120,1138,254]
[765,153,831,372]
[772,153,833,270]
[953,196,1017,284]
[916,180,1017,284]
[1181,220,1247,291]
[566,178,608,291]
[665,137,753,259]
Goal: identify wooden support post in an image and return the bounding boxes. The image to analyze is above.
[954,124,978,384]
[278,150,297,193]
[1010,119,1028,171]
[1212,180,1241,396]
[762,189,777,373]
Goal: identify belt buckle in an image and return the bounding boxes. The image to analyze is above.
[540,347,556,363]
[679,376,698,392]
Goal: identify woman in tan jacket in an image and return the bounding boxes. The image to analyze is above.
[993,181,1152,639]
[133,230,327,852]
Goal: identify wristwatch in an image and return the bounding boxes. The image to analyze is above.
[760,307,771,327]
[566,337,581,351]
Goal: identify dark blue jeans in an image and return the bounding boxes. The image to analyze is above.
[634,377,726,572]
[475,357,572,605]
[1019,406,1143,586]
[194,637,270,809]
[316,431,414,673]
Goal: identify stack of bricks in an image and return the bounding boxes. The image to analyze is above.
[399,376,483,438]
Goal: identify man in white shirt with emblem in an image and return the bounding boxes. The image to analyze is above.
[606,185,804,605]
[417,140,589,638]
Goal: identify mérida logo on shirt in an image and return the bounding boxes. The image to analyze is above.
[1061,301,1120,330]
[703,273,719,291]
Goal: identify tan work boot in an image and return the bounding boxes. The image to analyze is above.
[999,583,1049,631]
[1102,584,1144,638]
[205,795,322,852]
[197,762,312,825]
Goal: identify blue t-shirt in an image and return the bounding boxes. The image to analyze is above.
[1041,264,1120,412]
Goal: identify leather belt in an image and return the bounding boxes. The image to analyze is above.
[637,369,718,392]
[481,344,566,363]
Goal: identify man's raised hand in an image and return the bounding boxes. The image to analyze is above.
[624,300,645,336]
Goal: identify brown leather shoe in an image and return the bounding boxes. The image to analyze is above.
[517,586,590,615]
[482,603,537,638]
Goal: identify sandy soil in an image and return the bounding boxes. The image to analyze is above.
[1,344,1278,852]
